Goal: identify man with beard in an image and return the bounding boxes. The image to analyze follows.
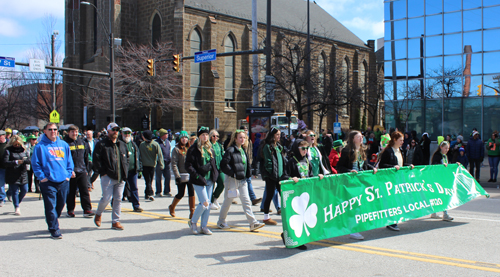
[120,127,143,212]
[93,123,129,230]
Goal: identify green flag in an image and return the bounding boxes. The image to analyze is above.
[280,164,489,248]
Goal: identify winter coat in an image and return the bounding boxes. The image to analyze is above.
[123,140,142,173]
[220,144,251,180]
[328,148,340,174]
[185,142,219,186]
[139,140,164,169]
[155,137,171,165]
[336,147,374,173]
[466,137,484,160]
[171,145,189,179]
[261,143,286,182]
[93,136,129,181]
[406,145,424,165]
[3,146,30,185]
[420,136,431,164]
[456,154,469,168]
[379,147,411,168]
[286,141,312,179]
[63,136,90,174]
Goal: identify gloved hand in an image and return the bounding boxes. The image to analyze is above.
[175,177,181,184]
[138,171,142,179]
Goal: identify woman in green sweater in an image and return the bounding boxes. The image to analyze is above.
[487,131,500,182]
[209,129,225,209]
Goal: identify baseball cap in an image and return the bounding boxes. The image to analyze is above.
[472,131,479,136]
[122,127,132,133]
[107,123,120,131]
[0,130,6,136]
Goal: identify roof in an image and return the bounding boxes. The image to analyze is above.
[185,0,368,48]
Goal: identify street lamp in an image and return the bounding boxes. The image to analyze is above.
[52,30,58,112]
[81,1,121,123]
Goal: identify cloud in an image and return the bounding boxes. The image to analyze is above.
[0,19,25,37]
[1,0,64,19]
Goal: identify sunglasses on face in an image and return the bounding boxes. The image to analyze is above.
[299,147,309,150]
[47,128,58,131]
[123,132,131,135]
[308,134,316,137]
[212,135,219,138]
[111,128,120,132]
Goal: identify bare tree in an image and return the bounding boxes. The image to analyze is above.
[427,67,462,98]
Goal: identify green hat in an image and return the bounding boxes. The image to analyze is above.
[437,136,444,145]
[19,134,27,142]
[190,132,197,137]
[380,134,390,148]
[179,131,189,138]
[27,134,37,140]
[333,139,343,148]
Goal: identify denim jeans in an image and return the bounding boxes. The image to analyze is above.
[9,183,28,208]
[218,176,258,225]
[0,168,5,203]
[126,171,140,208]
[260,188,281,210]
[246,177,256,201]
[489,156,500,180]
[191,180,213,228]
[96,175,125,223]
[40,180,69,233]
[155,163,171,194]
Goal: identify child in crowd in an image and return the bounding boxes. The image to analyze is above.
[430,141,454,221]
[456,147,469,169]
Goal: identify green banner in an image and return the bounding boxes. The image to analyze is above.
[280,164,489,248]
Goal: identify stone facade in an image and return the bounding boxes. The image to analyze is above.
[64,0,380,134]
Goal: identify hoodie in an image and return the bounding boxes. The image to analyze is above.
[31,135,74,183]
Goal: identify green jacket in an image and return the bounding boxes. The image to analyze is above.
[487,138,500,157]
[139,140,164,169]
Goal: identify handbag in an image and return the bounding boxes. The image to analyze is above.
[226,176,239,198]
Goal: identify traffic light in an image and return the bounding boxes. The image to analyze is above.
[172,54,181,72]
[147,59,155,76]
[476,84,482,96]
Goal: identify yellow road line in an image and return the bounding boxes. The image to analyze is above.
[121,207,500,273]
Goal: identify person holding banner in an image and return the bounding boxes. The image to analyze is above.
[429,141,454,221]
[261,127,286,225]
[304,130,332,176]
[378,131,414,231]
[217,129,265,232]
[337,131,377,240]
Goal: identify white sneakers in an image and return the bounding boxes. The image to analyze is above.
[442,214,454,222]
[188,221,198,235]
[430,213,441,219]
[217,222,231,229]
[211,200,220,210]
[201,227,212,235]
[14,207,21,216]
[349,233,364,240]
[250,222,265,232]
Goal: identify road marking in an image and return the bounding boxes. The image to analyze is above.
[121,207,500,273]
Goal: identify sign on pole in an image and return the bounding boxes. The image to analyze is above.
[29,59,45,73]
[333,122,341,134]
[265,75,276,102]
[50,110,60,123]
[0,57,15,68]
[194,49,217,63]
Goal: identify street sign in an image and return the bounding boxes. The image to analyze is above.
[0,56,15,68]
[265,75,276,102]
[333,122,341,134]
[29,59,45,73]
[194,49,216,63]
[246,107,274,117]
[50,110,60,123]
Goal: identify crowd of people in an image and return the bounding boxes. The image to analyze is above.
[0,123,498,247]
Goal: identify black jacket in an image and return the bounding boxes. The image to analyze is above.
[93,136,129,181]
[155,137,171,164]
[379,147,411,169]
[185,142,219,186]
[336,147,374,173]
[3,146,30,185]
[407,145,424,165]
[220,144,251,180]
[64,136,90,174]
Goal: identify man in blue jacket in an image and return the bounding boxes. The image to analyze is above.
[155,128,171,197]
[31,123,74,239]
[466,131,484,181]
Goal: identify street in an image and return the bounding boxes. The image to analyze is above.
[1,171,500,276]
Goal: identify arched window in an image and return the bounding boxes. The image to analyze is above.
[190,29,202,108]
[152,14,161,47]
[224,36,235,109]
[359,61,367,94]
[341,57,350,115]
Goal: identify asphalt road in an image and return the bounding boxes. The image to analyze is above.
[1,171,499,276]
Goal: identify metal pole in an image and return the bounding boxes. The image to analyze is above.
[109,0,115,123]
[52,34,56,111]
[306,0,311,128]
[265,0,271,107]
[252,0,259,106]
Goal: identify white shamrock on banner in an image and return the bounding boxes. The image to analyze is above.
[289,192,318,237]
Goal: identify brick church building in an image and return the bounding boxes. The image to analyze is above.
[64,0,381,133]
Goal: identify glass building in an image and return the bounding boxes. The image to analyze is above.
[383,0,500,140]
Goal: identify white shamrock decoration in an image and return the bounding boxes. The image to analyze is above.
[289,192,318,237]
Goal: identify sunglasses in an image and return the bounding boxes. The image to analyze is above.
[199,126,209,132]
[236,129,245,133]
[299,147,309,150]
[111,128,120,132]
[212,135,219,138]
[308,134,316,137]
[123,132,132,135]
[47,128,58,131]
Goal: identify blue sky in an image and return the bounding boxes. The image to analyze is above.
[0,0,383,66]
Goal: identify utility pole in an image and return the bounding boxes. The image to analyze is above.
[265,0,272,108]
[52,31,58,111]
[252,0,259,106]
[109,0,115,123]
[306,0,312,128]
